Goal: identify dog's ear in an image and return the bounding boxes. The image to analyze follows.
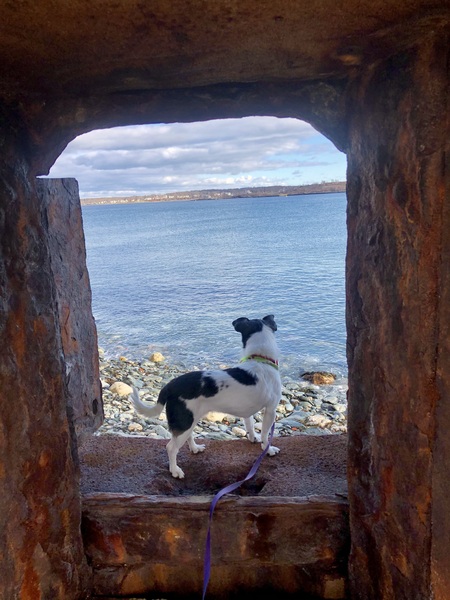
[232,317,249,333]
[262,314,277,332]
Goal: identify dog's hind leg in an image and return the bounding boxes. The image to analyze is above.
[166,427,195,479]
[188,433,205,454]
[244,416,261,443]
[260,407,280,456]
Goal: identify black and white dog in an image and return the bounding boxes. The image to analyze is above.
[130,315,282,478]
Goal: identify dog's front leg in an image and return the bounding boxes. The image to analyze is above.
[260,407,280,456]
[244,416,261,443]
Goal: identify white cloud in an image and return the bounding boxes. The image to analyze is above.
[46,117,346,197]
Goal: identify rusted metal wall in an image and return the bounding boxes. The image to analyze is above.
[37,178,103,439]
[0,138,92,598]
[346,31,450,600]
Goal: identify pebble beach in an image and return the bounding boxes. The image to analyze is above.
[97,351,348,440]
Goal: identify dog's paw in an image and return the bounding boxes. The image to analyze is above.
[170,466,185,479]
[191,443,206,454]
[266,445,280,456]
[247,432,261,444]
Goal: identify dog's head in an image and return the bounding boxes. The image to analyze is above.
[232,314,277,347]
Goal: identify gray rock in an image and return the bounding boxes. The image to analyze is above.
[128,377,144,388]
[153,425,171,439]
[281,417,308,428]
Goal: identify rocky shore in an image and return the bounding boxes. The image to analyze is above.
[97,351,348,440]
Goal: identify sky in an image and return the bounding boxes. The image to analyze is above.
[46,116,347,199]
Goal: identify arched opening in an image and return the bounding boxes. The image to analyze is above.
[45,116,348,439]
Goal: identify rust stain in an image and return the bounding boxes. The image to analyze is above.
[8,302,28,370]
[121,568,146,595]
[35,505,50,529]
[323,575,346,599]
[238,526,248,558]
[153,563,169,586]
[392,551,409,578]
[83,517,128,563]
[109,533,127,562]
[164,527,183,557]
[380,463,394,511]
[415,485,432,526]
[32,316,47,338]
[61,508,71,533]
[20,563,41,600]
[38,450,50,468]
[322,545,335,561]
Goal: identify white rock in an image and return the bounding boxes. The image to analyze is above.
[204,411,231,422]
[150,352,165,363]
[330,424,347,433]
[128,422,143,432]
[231,427,247,437]
[109,381,133,396]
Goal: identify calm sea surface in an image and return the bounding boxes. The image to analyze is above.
[81,193,347,377]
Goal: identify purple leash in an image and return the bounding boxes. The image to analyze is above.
[202,423,275,599]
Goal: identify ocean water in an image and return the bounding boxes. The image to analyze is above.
[81,193,347,378]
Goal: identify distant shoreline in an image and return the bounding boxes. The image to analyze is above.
[80,181,346,206]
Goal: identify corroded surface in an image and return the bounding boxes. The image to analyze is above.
[345,32,450,600]
[83,494,349,599]
[0,145,91,598]
[1,2,448,173]
[0,0,445,98]
[37,178,103,438]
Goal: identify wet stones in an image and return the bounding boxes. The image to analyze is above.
[98,354,348,439]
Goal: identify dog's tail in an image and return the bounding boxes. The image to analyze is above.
[129,386,164,419]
